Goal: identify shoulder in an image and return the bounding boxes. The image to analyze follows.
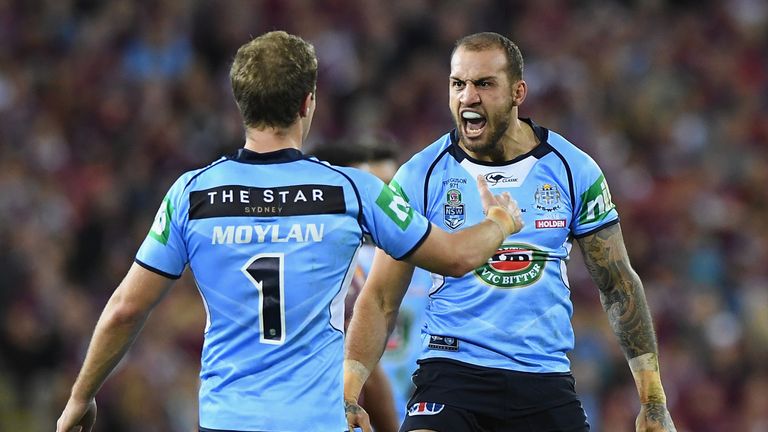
[174,156,230,193]
[304,157,377,186]
[398,132,454,178]
[545,129,601,172]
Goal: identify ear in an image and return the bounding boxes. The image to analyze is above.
[299,92,314,117]
[511,80,527,106]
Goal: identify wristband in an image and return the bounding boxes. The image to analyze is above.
[629,353,667,404]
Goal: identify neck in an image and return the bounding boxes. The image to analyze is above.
[464,117,538,162]
[243,123,304,153]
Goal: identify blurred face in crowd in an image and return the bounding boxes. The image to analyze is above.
[449,46,524,156]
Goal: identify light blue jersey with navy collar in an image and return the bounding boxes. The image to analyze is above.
[393,118,619,373]
[135,147,430,432]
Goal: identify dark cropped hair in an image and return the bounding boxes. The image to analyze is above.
[230,31,318,129]
[453,32,524,83]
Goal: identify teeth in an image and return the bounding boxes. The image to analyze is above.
[462,111,483,120]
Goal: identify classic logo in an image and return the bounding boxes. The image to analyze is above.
[485,171,519,186]
[376,180,413,231]
[149,197,173,245]
[408,402,445,416]
[473,243,548,288]
[534,183,562,212]
[578,174,615,224]
[443,188,465,230]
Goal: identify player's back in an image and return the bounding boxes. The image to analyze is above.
[137,148,371,431]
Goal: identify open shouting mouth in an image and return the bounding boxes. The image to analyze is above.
[461,110,487,139]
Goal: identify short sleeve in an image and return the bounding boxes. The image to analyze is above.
[571,157,619,238]
[390,160,425,215]
[353,170,431,260]
[135,176,189,279]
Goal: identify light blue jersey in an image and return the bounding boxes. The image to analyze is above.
[393,119,619,373]
[135,148,430,432]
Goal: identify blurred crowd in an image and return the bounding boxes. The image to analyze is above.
[0,0,766,431]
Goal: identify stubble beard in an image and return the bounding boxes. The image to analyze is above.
[455,100,514,158]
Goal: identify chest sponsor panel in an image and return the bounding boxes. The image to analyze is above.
[473,242,549,289]
[189,185,346,219]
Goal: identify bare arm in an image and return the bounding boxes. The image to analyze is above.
[360,364,400,432]
[345,250,414,406]
[577,223,676,432]
[345,176,523,431]
[57,263,175,432]
[407,175,523,277]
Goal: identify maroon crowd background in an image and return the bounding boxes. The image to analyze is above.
[1,1,766,431]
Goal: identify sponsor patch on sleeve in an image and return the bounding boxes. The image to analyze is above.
[577,174,615,224]
[149,197,173,245]
[375,180,413,231]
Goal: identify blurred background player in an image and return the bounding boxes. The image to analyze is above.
[313,136,434,425]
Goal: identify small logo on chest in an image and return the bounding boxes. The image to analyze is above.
[443,189,465,229]
[534,183,562,212]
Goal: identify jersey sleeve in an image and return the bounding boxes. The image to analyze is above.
[571,156,620,238]
[353,170,431,260]
[390,158,426,215]
[134,175,190,279]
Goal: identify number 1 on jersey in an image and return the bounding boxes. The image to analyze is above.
[241,253,285,345]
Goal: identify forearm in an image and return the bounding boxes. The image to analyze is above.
[70,299,149,401]
[344,292,396,402]
[360,365,399,432]
[411,207,520,277]
[579,224,667,404]
[598,270,666,404]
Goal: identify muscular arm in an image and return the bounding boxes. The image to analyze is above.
[345,176,522,430]
[57,263,174,432]
[345,250,414,404]
[577,223,676,431]
[404,176,522,278]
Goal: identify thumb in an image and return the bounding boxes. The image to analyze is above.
[476,175,496,213]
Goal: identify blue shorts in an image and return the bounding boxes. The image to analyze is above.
[400,359,590,432]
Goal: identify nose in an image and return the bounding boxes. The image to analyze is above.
[459,82,480,106]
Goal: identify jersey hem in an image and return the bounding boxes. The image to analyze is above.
[134,258,182,280]
[417,357,572,376]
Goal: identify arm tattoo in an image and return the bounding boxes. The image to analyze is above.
[344,399,365,415]
[577,224,658,358]
[645,403,677,430]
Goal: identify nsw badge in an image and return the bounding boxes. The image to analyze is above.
[443,189,465,229]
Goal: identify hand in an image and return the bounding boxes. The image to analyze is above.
[636,403,676,432]
[56,397,97,432]
[345,398,372,432]
[477,175,523,235]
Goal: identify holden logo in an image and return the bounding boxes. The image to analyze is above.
[473,243,548,288]
[484,172,518,186]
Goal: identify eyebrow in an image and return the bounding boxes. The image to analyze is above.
[449,76,497,83]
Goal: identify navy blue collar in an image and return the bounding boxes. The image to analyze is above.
[228,147,305,164]
[448,118,551,166]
